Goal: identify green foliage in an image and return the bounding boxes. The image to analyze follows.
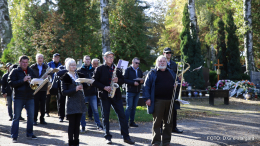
[216,18,228,79]
[252,1,260,68]
[180,3,204,89]
[57,0,102,61]
[109,0,152,71]
[209,70,217,86]
[225,10,241,80]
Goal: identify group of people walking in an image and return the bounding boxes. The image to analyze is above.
[2,47,184,146]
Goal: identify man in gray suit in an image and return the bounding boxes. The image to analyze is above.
[163,47,183,133]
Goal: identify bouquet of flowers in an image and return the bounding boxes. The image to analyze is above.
[182,81,189,88]
[206,86,216,93]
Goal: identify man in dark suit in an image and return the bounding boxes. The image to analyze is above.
[30,53,48,125]
[92,51,134,145]
[163,47,183,133]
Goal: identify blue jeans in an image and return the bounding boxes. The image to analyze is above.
[125,92,140,124]
[7,96,13,118]
[81,95,101,127]
[11,99,34,138]
[100,98,129,140]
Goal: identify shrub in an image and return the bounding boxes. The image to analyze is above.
[209,70,217,86]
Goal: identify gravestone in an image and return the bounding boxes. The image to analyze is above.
[250,71,260,89]
[202,67,210,88]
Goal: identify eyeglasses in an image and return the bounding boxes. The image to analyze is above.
[166,52,171,54]
[135,62,140,65]
[106,56,114,59]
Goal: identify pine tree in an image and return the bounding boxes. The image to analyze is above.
[216,18,228,79]
[57,0,101,60]
[225,10,241,80]
[180,3,192,84]
[180,3,204,89]
[109,0,150,69]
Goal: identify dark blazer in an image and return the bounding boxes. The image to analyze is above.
[30,63,49,91]
[92,64,124,100]
[2,72,12,96]
[77,64,96,96]
[167,59,180,109]
[124,66,143,93]
[8,66,36,100]
[167,60,177,74]
[61,72,88,115]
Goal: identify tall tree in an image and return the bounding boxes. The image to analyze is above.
[225,10,241,80]
[0,0,12,52]
[215,18,227,79]
[180,3,204,89]
[243,0,255,74]
[101,0,111,61]
[109,0,151,70]
[252,0,260,68]
[188,0,199,42]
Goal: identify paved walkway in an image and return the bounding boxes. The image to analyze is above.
[0,98,259,146]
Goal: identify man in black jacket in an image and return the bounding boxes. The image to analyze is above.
[1,62,13,121]
[30,53,48,125]
[163,47,183,133]
[78,55,102,132]
[124,57,143,127]
[8,55,37,142]
[92,51,134,145]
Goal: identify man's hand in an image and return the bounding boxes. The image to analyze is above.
[23,76,31,82]
[134,81,139,86]
[145,99,151,106]
[104,86,112,92]
[140,79,144,84]
[112,77,118,83]
[76,85,83,91]
[3,93,7,98]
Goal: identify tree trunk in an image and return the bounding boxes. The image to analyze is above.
[0,0,12,52]
[188,0,199,41]
[100,0,111,62]
[244,0,255,74]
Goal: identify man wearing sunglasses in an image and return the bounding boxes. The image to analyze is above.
[124,57,144,128]
[163,47,183,133]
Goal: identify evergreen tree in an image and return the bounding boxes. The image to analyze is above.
[180,3,204,89]
[225,10,241,80]
[109,0,150,70]
[215,18,228,79]
[57,0,101,60]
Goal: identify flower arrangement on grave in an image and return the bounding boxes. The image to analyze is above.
[182,81,189,90]
[206,86,216,93]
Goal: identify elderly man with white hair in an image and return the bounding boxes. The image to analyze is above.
[30,53,49,125]
[143,55,179,146]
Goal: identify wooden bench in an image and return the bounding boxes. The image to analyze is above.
[209,90,229,106]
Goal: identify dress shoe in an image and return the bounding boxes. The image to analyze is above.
[80,127,86,133]
[45,113,50,117]
[40,121,47,125]
[106,139,112,144]
[33,121,38,125]
[13,138,18,143]
[129,122,138,127]
[172,128,183,133]
[97,125,103,130]
[9,117,13,121]
[124,139,135,145]
[19,117,25,120]
[59,118,64,122]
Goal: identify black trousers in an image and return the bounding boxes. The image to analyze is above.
[34,91,46,122]
[45,94,51,114]
[172,109,177,129]
[67,113,82,140]
[57,89,66,119]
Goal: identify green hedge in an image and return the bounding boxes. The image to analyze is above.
[209,70,217,86]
